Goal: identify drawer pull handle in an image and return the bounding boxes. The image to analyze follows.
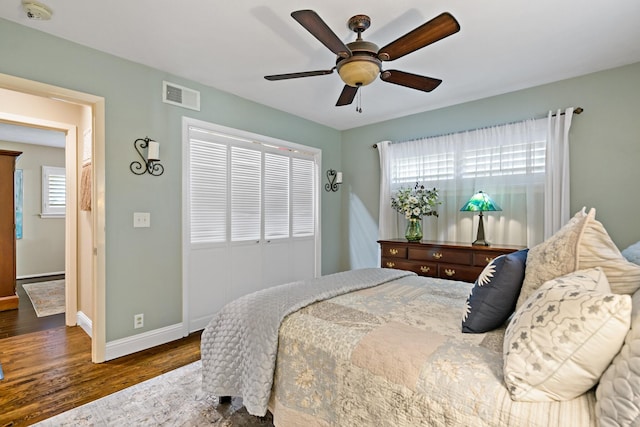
[386,262,395,268]
[444,268,455,277]
[420,266,430,273]
[433,252,443,260]
[485,257,494,263]
[389,248,399,255]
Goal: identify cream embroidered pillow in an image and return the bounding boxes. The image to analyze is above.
[504,268,632,402]
[515,208,588,309]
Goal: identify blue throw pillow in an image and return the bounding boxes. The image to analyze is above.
[461,249,529,333]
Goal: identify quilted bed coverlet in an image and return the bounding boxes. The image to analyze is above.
[200,268,414,416]
[268,274,597,427]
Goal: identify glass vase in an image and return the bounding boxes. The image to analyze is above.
[405,218,423,242]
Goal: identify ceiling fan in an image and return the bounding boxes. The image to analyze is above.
[264,10,460,108]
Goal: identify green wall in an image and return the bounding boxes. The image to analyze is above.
[3,17,639,345]
[341,61,640,270]
[0,18,342,341]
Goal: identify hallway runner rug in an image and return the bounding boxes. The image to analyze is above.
[22,280,65,317]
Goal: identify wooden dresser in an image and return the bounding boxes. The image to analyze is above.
[0,150,21,311]
[378,239,524,283]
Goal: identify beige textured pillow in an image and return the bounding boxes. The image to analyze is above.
[577,211,640,295]
[504,268,631,402]
[516,208,588,309]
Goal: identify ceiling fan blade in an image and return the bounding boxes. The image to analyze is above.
[380,70,442,92]
[291,10,351,58]
[264,69,335,81]
[378,12,460,61]
[336,85,358,106]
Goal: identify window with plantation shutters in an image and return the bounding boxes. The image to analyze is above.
[186,124,318,245]
[183,118,320,333]
[41,165,65,218]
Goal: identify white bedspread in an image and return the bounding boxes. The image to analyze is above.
[200,268,414,416]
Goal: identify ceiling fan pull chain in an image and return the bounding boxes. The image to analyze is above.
[356,88,363,113]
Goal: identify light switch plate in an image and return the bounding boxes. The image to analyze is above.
[133,212,150,228]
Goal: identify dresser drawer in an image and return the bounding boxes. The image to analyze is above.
[381,258,414,270]
[409,247,472,265]
[472,251,511,267]
[438,264,483,282]
[381,245,408,259]
[407,262,438,278]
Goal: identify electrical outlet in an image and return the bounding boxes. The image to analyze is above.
[134,313,144,329]
[133,212,150,228]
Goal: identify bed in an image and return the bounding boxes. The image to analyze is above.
[201,208,640,427]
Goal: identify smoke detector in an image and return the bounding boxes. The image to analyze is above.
[22,1,52,20]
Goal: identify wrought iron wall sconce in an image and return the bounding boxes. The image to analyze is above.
[325,169,342,192]
[130,137,164,176]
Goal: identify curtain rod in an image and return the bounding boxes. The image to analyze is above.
[372,107,584,149]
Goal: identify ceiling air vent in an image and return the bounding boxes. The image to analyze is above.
[162,81,200,111]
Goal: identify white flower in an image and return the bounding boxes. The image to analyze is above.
[390,183,441,220]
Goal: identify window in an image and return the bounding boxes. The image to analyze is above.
[379,117,548,247]
[41,165,65,218]
[187,125,317,245]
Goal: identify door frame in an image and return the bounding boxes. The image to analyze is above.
[0,72,107,363]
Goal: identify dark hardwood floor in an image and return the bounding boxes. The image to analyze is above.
[0,326,202,426]
[0,275,202,426]
[0,275,65,339]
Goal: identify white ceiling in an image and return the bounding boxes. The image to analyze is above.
[0,122,65,147]
[1,1,639,130]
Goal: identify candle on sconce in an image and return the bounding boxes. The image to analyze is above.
[147,140,160,161]
[336,172,343,184]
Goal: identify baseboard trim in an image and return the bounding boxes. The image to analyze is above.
[17,271,65,280]
[105,323,184,361]
[189,315,213,334]
[76,311,92,338]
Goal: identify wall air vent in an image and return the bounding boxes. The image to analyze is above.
[162,81,200,111]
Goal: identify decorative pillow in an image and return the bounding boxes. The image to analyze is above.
[517,208,640,310]
[621,241,640,265]
[576,210,640,295]
[596,289,640,426]
[515,208,588,309]
[462,249,528,333]
[504,268,632,402]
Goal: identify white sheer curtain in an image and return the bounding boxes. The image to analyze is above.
[544,107,574,238]
[378,117,552,247]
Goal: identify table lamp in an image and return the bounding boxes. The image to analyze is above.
[460,191,502,246]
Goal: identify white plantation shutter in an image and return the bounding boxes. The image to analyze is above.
[264,152,290,240]
[187,124,317,245]
[231,146,262,241]
[292,157,315,237]
[189,134,227,243]
[41,165,65,217]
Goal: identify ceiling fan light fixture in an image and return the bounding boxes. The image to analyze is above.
[336,56,381,87]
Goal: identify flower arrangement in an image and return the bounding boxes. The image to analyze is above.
[391,182,441,220]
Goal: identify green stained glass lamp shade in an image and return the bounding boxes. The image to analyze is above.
[460,191,502,246]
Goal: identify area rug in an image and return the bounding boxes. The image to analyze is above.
[22,280,65,317]
[33,360,274,426]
